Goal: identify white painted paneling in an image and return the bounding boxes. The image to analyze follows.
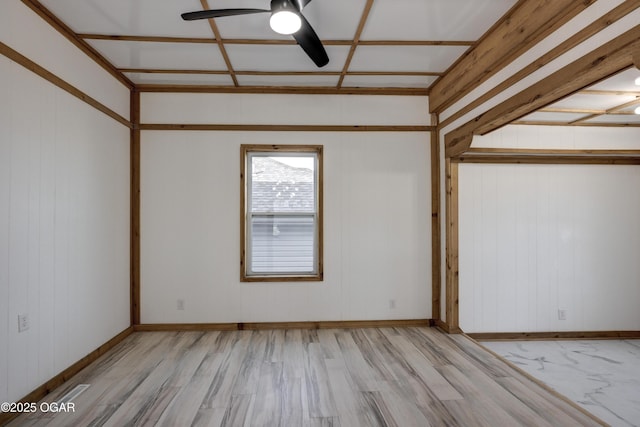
[141,127,431,323]
[472,125,640,150]
[141,93,429,125]
[459,163,640,333]
[0,2,130,118]
[0,56,130,403]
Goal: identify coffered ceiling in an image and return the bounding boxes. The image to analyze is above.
[38,0,517,91]
[29,0,640,127]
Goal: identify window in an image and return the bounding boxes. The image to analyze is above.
[241,145,323,281]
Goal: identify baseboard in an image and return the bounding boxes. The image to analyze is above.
[0,326,134,426]
[133,318,432,332]
[467,330,640,341]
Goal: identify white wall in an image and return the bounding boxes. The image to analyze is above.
[140,94,431,323]
[459,163,640,333]
[0,4,131,403]
[0,1,130,118]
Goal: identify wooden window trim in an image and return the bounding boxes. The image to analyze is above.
[240,144,324,282]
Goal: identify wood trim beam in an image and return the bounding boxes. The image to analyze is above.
[452,155,640,165]
[512,121,640,127]
[200,0,238,86]
[337,0,374,89]
[0,41,131,128]
[581,89,640,96]
[438,1,640,130]
[569,96,640,124]
[118,69,441,77]
[429,0,595,114]
[445,26,640,157]
[20,0,134,89]
[430,115,441,322]
[0,327,134,426]
[444,159,461,334]
[77,34,473,47]
[135,85,429,96]
[139,124,432,132]
[133,319,431,332]
[466,147,640,155]
[130,90,141,326]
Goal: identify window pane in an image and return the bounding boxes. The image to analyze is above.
[250,215,315,273]
[250,156,315,213]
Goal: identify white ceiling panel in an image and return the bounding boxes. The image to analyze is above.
[589,68,640,92]
[40,0,210,37]
[236,74,340,87]
[212,0,367,40]
[584,114,640,124]
[519,112,588,123]
[362,0,517,41]
[342,75,437,88]
[87,40,227,69]
[124,73,234,86]
[225,45,350,72]
[349,45,467,72]
[549,94,638,111]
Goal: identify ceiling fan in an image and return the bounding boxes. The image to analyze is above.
[181,0,329,68]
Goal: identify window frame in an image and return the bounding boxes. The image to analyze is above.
[240,144,323,282]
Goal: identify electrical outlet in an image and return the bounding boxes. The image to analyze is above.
[558,309,567,321]
[177,299,185,311]
[18,314,30,332]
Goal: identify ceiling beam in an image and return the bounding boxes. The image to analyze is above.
[135,84,428,96]
[77,34,472,47]
[429,0,596,114]
[445,25,640,157]
[200,0,238,86]
[337,0,374,89]
[20,0,134,89]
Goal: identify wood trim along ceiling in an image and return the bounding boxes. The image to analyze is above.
[135,85,429,95]
[139,124,433,132]
[429,0,597,114]
[465,147,640,155]
[337,0,374,88]
[0,40,131,128]
[200,0,238,86]
[438,1,640,130]
[78,34,474,47]
[445,25,640,158]
[20,0,134,89]
[451,155,640,165]
[119,69,441,77]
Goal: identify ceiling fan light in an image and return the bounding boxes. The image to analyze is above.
[635,106,640,115]
[635,76,640,86]
[270,10,301,35]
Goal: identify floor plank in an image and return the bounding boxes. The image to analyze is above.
[6,327,606,427]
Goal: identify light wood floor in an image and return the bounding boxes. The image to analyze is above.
[8,327,605,426]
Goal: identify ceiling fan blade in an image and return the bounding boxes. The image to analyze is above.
[290,0,314,10]
[181,9,269,21]
[292,14,329,68]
